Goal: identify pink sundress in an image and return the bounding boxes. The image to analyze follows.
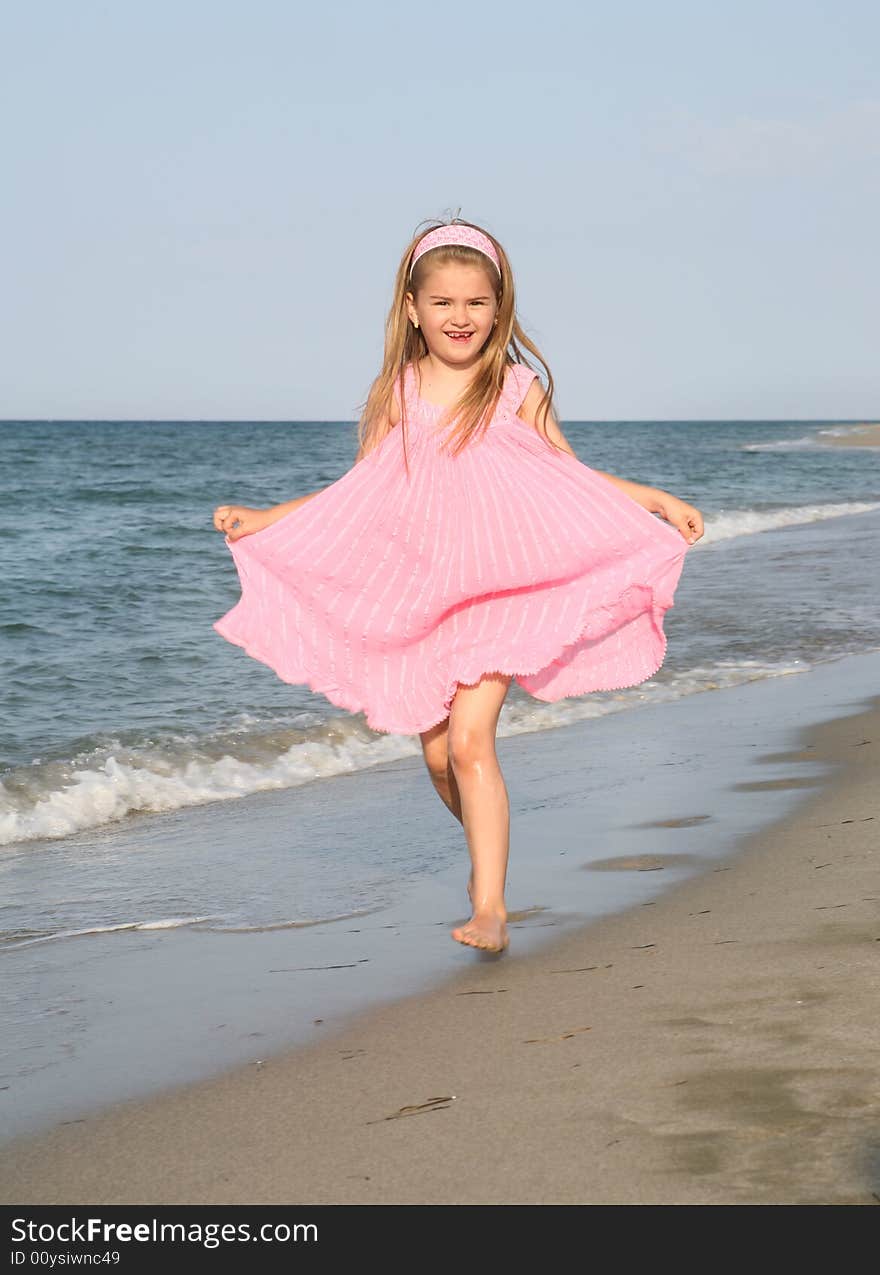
[213,361,691,735]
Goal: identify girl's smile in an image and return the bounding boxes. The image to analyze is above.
[406,262,499,368]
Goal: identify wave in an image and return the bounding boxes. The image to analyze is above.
[0,656,815,847]
[0,906,384,950]
[742,435,827,451]
[700,500,880,544]
[4,497,878,847]
[1,915,218,950]
[742,425,880,451]
[0,721,412,847]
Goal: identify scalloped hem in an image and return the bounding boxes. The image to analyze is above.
[421,596,672,737]
[213,569,679,738]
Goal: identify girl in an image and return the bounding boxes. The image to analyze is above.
[212,217,704,956]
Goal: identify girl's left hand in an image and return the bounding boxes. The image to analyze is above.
[212,505,271,541]
[653,493,704,545]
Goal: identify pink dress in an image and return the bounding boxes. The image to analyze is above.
[213,361,691,735]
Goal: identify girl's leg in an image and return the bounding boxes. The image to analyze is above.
[419,723,481,908]
[446,673,513,953]
[418,718,463,824]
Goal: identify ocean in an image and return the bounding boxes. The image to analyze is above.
[2,413,879,945]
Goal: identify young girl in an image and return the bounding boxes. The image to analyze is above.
[212,217,704,956]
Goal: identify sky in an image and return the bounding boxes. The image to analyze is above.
[1,0,878,421]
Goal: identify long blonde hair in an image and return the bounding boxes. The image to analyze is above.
[356,217,561,472]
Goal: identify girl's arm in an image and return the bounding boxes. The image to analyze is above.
[262,489,326,524]
[354,395,399,464]
[213,488,326,541]
[517,381,704,545]
[588,471,703,544]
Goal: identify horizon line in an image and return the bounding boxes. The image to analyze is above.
[2,416,878,426]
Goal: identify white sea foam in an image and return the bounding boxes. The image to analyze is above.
[0,730,416,847]
[0,656,816,847]
[814,424,880,446]
[816,425,877,439]
[742,435,826,451]
[2,916,219,950]
[743,425,880,451]
[699,501,880,544]
[3,906,388,950]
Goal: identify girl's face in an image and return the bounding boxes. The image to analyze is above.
[406,262,499,366]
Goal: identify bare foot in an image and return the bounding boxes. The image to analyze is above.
[451,910,509,953]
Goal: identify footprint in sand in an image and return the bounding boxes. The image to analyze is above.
[584,853,700,872]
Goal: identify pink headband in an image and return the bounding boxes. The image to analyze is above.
[410,224,501,277]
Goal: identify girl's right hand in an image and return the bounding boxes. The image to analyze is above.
[212,505,270,542]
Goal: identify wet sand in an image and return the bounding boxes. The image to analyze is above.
[2,689,878,1204]
[817,423,880,447]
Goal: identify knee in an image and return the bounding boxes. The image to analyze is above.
[448,729,493,775]
[421,746,450,790]
[425,759,449,790]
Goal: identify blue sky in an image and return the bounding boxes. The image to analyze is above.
[2,0,877,420]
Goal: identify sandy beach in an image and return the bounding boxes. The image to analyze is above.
[2,667,878,1205]
[817,423,880,447]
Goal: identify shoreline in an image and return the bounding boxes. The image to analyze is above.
[2,662,879,1203]
[4,648,878,1146]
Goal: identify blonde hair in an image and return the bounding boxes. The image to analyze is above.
[356,217,562,472]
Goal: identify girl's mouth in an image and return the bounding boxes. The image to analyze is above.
[446,332,474,343]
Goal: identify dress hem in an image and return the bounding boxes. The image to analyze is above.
[213,565,681,737]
